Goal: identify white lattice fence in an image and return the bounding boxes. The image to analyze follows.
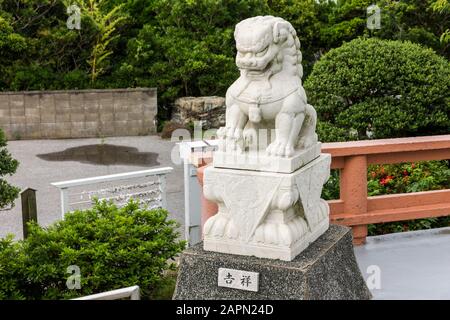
[51,167,173,218]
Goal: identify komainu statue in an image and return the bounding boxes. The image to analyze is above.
[215,16,320,173]
[203,16,331,261]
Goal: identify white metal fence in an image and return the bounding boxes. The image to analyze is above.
[52,167,173,218]
[72,286,140,300]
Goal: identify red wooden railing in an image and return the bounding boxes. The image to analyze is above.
[323,134,450,244]
[197,134,450,245]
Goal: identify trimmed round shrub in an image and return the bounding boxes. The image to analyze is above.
[0,200,185,300]
[305,38,450,141]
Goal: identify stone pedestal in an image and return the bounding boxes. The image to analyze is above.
[213,143,321,173]
[203,154,331,261]
[174,15,370,300]
[173,225,372,300]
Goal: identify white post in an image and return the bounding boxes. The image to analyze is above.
[183,159,202,247]
[60,188,70,219]
[178,140,218,247]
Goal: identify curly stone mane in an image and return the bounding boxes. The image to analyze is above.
[271,16,303,79]
[235,15,303,79]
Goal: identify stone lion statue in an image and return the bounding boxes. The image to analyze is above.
[217,15,318,158]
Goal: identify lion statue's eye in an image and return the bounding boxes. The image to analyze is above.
[255,46,269,57]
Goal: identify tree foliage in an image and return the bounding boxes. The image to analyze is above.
[76,0,127,83]
[0,129,19,210]
[373,0,450,57]
[0,0,448,116]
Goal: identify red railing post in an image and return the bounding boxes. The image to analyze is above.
[197,164,218,236]
[340,155,368,245]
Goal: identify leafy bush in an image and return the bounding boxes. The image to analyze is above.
[374,0,450,57]
[305,38,450,140]
[0,128,19,209]
[316,121,350,143]
[0,236,25,300]
[0,200,185,300]
[322,170,340,201]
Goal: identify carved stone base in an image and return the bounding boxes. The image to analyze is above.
[203,154,331,261]
[174,225,372,300]
[213,142,321,173]
[204,219,329,261]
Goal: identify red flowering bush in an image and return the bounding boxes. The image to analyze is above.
[367,161,450,196]
[367,161,450,235]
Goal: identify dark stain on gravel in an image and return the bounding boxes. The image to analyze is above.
[37,144,160,166]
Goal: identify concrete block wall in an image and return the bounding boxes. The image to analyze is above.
[0,88,157,140]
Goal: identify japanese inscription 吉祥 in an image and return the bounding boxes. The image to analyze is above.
[218,268,259,292]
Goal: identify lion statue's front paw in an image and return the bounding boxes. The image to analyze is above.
[243,127,257,150]
[266,140,295,157]
[204,214,239,239]
[297,133,318,149]
[218,126,244,153]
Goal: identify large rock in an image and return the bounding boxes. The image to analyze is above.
[172,96,225,129]
[173,224,372,300]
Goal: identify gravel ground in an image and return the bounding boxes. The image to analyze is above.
[0,136,185,240]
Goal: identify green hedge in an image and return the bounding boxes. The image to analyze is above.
[310,37,450,235]
[306,37,450,142]
[0,200,185,300]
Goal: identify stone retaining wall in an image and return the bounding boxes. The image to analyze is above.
[0,88,157,140]
[172,96,225,129]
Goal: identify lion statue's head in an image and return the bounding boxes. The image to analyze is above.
[234,16,303,79]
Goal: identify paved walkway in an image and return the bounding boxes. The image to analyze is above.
[355,227,450,300]
[0,136,185,239]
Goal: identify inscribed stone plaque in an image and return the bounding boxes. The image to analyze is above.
[218,268,259,292]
